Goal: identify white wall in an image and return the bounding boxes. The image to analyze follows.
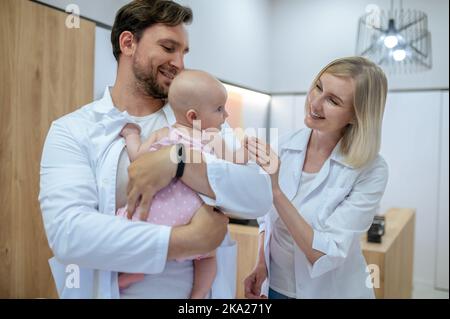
[94,26,117,100]
[270,0,449,93]
[177,0,272,92]
[379,91,443,288]
[270,95,306,138]
[436,92,449,290]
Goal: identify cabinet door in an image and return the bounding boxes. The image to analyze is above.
[436,91,449,290]
[0,0,94,298]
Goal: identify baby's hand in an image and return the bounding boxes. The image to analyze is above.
[120,123,141,138]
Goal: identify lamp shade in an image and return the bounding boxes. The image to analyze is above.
[356,4,432,73]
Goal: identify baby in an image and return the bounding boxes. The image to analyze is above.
[116,70,247,299]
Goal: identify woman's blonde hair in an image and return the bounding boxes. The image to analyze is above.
[306,56,388,168]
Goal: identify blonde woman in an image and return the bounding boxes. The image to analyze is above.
[244,57,389,299]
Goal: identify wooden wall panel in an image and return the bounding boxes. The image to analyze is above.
[0,0,95,298]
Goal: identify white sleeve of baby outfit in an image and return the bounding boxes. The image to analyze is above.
[198,122,273,219]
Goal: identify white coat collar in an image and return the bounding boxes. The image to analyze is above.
[280,127,354,169]
[93,87,176,125]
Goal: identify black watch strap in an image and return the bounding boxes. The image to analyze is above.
[175,143,185,179]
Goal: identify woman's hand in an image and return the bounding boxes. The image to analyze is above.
[244,262,268,299]
[244,137,281,191]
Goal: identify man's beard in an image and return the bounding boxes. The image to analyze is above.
[133,59,167,99]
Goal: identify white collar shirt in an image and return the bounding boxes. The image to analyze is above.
[258,128,388,299]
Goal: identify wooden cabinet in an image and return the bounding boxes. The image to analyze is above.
[361,208,415,299]
[228,224,260,299]
[229,208,415,299]
[0,0,95,298]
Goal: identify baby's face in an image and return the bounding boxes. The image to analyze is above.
[196,87,228,130]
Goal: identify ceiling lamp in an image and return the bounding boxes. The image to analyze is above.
[355,1,432,73]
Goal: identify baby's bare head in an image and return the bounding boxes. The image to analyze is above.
[168,70,228,130]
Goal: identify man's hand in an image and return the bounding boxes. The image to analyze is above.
[127,145,177,220]
[168,205,229,260]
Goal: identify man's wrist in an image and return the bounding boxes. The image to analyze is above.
[168,224,197,260]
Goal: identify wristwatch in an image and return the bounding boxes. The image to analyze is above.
[175,143,186,179]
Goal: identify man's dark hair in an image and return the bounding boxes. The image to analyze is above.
[111,0,193,61]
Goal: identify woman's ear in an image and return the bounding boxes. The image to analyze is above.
[186,109,198,125]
